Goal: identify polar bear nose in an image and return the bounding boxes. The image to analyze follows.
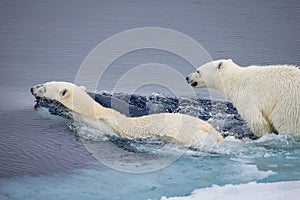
[30,87,34,94]
[186,76,189,81]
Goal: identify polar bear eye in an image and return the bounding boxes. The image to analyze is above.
[197,70,200,73]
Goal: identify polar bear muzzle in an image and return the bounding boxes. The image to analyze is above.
[31,84,46,99]
[185,72,206,88]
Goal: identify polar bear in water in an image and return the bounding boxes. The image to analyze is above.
[31,81,223,146]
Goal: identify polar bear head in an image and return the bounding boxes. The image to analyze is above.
[30,81,96,116]
[186,59,234,91]
[31,81,86,101]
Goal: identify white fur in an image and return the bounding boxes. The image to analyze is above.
[31,81,223,145]
[186,59,300,137]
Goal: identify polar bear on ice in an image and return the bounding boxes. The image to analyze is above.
[186,59,300,137]
[31,81,223,146]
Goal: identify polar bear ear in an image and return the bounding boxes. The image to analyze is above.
[79,86,86,91]
[228,59,233,62]
[59,88,70,99]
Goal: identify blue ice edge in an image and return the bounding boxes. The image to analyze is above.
[161,181,300,200]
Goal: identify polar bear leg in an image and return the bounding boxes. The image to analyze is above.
[243,108,272,137]
[270,111,296,135]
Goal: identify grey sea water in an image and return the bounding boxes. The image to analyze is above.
[0,0,299,199]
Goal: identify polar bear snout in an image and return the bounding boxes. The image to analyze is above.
[186,73,202,88]
[185,74,193,84]
[186,76,196,86]
[31,84,46,98]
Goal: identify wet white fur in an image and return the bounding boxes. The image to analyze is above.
[31,81,223,145]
